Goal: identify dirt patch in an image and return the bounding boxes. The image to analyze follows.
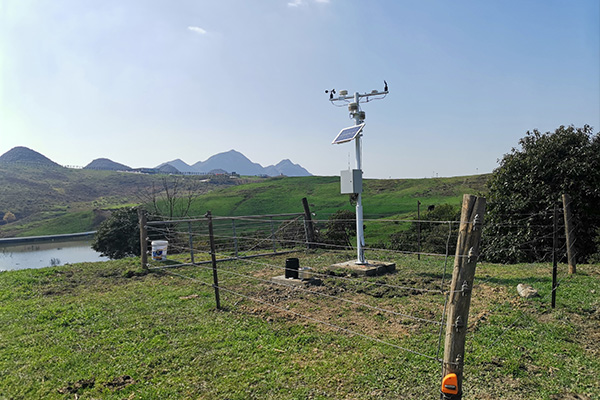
[104,375,135,390]
[57,378,95,394]
[234,271,441,340]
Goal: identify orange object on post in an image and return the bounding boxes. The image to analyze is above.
[441,373,459,395]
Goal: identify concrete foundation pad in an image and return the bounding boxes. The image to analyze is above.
[328,260,396,276]
[271,275,320,286]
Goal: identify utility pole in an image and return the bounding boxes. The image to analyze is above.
[327,83,389,264]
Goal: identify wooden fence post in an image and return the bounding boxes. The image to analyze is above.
[138,208,148,271]
[206,211,221,310]
[562,194,576,274]
[441,194,486,399]
[302,197,316,249]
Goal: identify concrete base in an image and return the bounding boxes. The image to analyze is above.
[328,260,396,276]
[271,275,320,286]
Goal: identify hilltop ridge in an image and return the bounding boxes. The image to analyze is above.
[0,147,61,167]
[0,147,311,177]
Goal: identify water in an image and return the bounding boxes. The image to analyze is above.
[0,238,109,271]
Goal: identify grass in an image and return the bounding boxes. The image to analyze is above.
[186,175,488,220]
[1,165,488,238]
[0,251,598,399]
[0,164,244,238]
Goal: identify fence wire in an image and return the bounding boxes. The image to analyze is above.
[141,205,578,393]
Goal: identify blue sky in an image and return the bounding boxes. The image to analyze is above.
[1,0,598,178]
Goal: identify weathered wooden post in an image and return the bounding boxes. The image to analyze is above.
[205,211,221,310]
[441,194,486,399]
[302,197,316,249]
[138,208,148,271]
[562,194,576,274]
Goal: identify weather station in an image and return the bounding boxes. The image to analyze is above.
[326,82,395,275]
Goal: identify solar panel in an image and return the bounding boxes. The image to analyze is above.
[331,123,365,144]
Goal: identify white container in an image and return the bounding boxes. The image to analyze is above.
[151,240,168,261]
[299,267,313,280]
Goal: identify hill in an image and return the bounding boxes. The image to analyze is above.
[155,159,197,174]
[192,150,267,176]
[0,146,61,167]
[0,164,243,238]
[0,158,488,238]
[184,174,489,219]
[84,158,132,171]
[189,150,311,177]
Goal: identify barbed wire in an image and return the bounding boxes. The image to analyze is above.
[144,208,579,383]
[160,268,443,363]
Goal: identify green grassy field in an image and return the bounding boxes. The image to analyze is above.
[0,167,488,239]
[0,164,243,237]
[185,174,489,219]
[1,252,598,399]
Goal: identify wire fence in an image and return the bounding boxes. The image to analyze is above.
[141,202,578,396]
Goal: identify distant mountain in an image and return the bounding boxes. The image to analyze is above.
[84,158,131,171]
[265,159,311,177]
[0,146,61,167]
[192,150,265,176]
[184,149,311,177]
[156,164,180,174]
[155,159,196,174]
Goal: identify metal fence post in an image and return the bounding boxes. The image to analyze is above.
[552,204,558,308]
[188,221,195,265]
[232,219,239,257]
[270,216,276,253]
[138,208,148,271]
[206,211,221,310]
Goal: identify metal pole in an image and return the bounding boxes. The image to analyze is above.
[138,208,148,271]
[354,92,366,264]
[188,222,195,264]
[232,220,239,257]
[552,204,558,309]
[328,85,388,265]
[270,216,277,254]
[206,211,221,310]
[417,201,421,260]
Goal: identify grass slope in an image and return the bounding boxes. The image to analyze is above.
[186,174,489,219]
[0,165,241,237]
[0,254,598,399]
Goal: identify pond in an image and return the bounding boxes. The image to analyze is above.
[0,236,109,271]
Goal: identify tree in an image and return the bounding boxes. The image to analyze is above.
[92,207,141,259]
[484,125,600,263]
[139,176,203,219]
[389,204,460,255]
[3,211,16,223]
[322,209,356,249]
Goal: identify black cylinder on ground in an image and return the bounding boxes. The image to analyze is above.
[285,258,299,279]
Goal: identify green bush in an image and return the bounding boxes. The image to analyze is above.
[92,207,141,259]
